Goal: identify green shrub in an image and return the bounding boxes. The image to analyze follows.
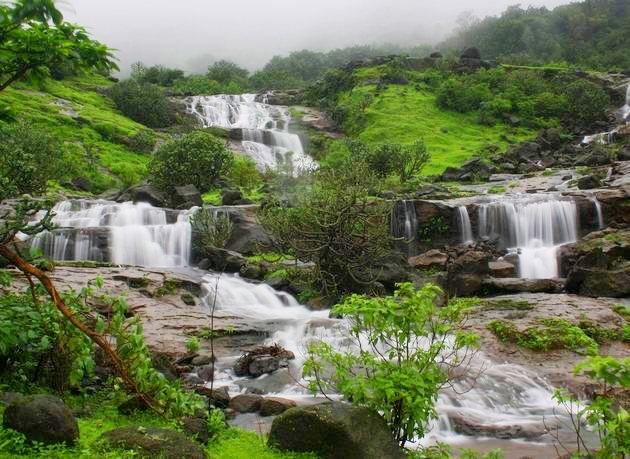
[131,62,184,87]
[148,131,233,194]
[128,129,156,153]
[0,120,61,200]
[190,208,234,254]
[436,78,492,113]
[171,75,221,95]
[227,156,262,190]
[108,80,176,128]
[563,80,610,128]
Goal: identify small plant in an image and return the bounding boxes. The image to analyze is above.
[488,185,505,194]
[185,336,200,354]
[417,216,450,242]
[190,209,234,254]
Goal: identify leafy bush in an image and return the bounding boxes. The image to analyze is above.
[227,156,262,190]
[128,129,156,153]
[190,208,234,254]
[563,80,610,128]
[131,62,184,87]
[108,80,176,128]
[304,283,479,446]
[207,60,249,90]
[171,75,221,95]
[436,78,492,113]
[0,121,61,201]
[148,131,234,194]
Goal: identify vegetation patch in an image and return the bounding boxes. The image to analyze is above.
[479,299,534,311]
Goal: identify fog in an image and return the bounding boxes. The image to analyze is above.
[63,0,574,75]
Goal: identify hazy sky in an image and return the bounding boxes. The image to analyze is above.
[63,0,574,75]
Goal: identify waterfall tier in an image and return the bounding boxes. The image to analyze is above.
[29,200,192,267]
[185,94,316,173]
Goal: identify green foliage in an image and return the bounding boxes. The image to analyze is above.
[206,429,317,459]
[108,80,176,128]
[206,60,249,91]
[553,356,629,458]
[148,131,234,195]
[259,162,392,296]
[487,318,599,355]
[418,216,449,242]
[130,62,184,87]
[171,75,221,95]
[0,120,61,200]
[563,80,610,128]
[185,336,200,354]
[127,129,156,154]
[436,78,492,113]
[190,208,234,253]
[304,283,479,446]
[227,156,263,191]
[0,0,117,92]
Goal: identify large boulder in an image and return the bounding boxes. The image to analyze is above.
[408,249,448,270]
[447,250,492,296]
[268,402,404,459]
[202,247,247,272]
[117,184,168,207]
[221,189,243,206]
[229,394,263,413]
[100,426,205,458]
[565,228,630,297]
[173,184,203,209]
[194,386,230,409]
[234,345,295,377]
[260,397,297,417]
[3,395,79,445]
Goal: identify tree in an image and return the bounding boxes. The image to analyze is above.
[259,162,392,296]
[206,60,249,88]
[108,80,176,128]
[0,120,61,201]
[131,62,184,87]
[148,131,234,195]
[346,140,430,183]
[0,0,116,92]
[563,80,610,128]
[190,209,233,255]
[304,282,479,447]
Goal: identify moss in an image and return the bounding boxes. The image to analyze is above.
[154,279,181,297]
[487,185,505,194]
[612,304,630,320]
[479,299,534,311]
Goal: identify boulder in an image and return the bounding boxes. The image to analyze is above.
[229,394,263,413]
[197,364,214,381]
[204,247,247,273]
[259,397,297,417]
[577,175,602,190]
[440,166,464,181]
[118,395,149,415]
[268,402,404,459]
[449,413,547,440]
[194,386,230,409]
[408,250,448,270]
[100,426,206,459]
[117,184,168,207]
[482,277,565,294]
[461,47,481,60]
[429,52,443,59]
[173,184,203,209]
[191,354,214,366]
[618,146,630,161]
[234,345,296,378]
[3,395,79,445]
[488,260,516,278]
[182,416,210,443]
[221,189,243,206]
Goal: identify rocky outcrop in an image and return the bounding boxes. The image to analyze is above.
[117,184,168,207]
[3,395,79,445]
[268,402,404,459]
[565,228,630,297]
[408,249,448,270]
[194,386,230,409]
[233,344,295,378]
[200,247,247,273]
[173,184,203,209]
[229,394,263,413]
[255,90,303,106]
[100,426,206,459]
[259,397,297,417]
[482,277,565,294]
[448,250,492,296]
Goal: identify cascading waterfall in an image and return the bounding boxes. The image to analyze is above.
[583,82,630,144]
[478,196,578,279]
[391,200,419,255]
[185,94,316,173]
[620,83,630,121]
[590,196,605,230]
[29,200,192,267]
[457,206,474,245]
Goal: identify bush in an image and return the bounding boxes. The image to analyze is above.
[563,80,610,128]
[108,80,176,128]
[227,156,262,191]
[0,121,61,201]
[304,283,479,446]
[171,75,221,95]
[533,91,568,119]
[148,131,234,194]
[131,62,184,87]
[436,78,492,113]
[128,129,156,153]
[190,208,234,254]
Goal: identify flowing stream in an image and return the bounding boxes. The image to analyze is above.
[185,94,316,173]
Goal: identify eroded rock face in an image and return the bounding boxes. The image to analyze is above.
[3,395,79,445]
[564,228,630,297]
[268,402,404,459]
[173,184,203,209]
[117,184,168,207]
[408,249,448,270]
[101,426,206,459]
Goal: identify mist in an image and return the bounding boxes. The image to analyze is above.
[64,0,574,75]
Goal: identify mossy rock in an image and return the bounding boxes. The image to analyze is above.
[268,402,404,459]
[100,426,206,458]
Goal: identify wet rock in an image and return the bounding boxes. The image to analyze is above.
[229,394,263,413]
[450,413,547,439]
[240,263,264,280]
[197,364,215,381]
[191,354,214,366]
[117,184,168,207]
[236,368,294,395]
[204,247,247,273]
[3,395,79,445]
[488,260,516,278]
[101,426,206,458]
[268,402,404,459]
[183,373,205,386]
[221,189,243,206]
[118,395,150,415]
[234,345,296,378]
[408,249,448,270]
[173,184,203,209]
[182,416,210,443]
[482,277,565,294]
[577,175,601,190]
[194,386,230,409]
[259,397,297,417]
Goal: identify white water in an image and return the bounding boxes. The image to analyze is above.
[478,196,578,279]
[582,82,630,144]
[391,200,419,255]
[620,83,630,121]
[457,206,474,245]
[590,196,605,230]
[30,200,192,267]
[185,94,316,173]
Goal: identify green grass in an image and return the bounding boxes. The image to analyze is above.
[207,430,315,459]
[340,83,534,175]
[1,74,155,193]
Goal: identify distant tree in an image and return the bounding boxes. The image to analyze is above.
[206,60,249,88]
[0,120,61,200]
[564,80,610,128]
[108,80,176,128]
[148,131,234,195]
[130,62,184,87]
[0,0,116,92]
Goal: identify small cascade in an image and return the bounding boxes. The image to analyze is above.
[590,196,605,230]
[457,206,474,245]
[478,196,578,279]
[29,200,192,267]
[620,83,630,121]
[391,200,419,256]
[583,82,630,144]
[185,94,316,173]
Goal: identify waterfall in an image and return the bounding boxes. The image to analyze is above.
[590,197,604,230]
[621,83,630,121]
[583,83,630,144]
[29,200,192,267]
[457,206,474,245]
[185,94,316,173]
[391,200,419,255]
[478,196,578,279]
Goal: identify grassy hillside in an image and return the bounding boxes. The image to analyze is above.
[1,74,157,194]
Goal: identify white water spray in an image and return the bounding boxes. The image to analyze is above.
[457,206,474,245]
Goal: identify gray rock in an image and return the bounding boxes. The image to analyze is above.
[259,397,297,417]
[191,354,214,366]
[3,395,79,445]
[229,394,263,413]
[197,364,215,381]
[173,184,203,209]
[577,175,602,190]
[221,189,243,206]
[194,386,230,409]
[117,184,168,207]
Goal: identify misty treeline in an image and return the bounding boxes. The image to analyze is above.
[443,0,630,70]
